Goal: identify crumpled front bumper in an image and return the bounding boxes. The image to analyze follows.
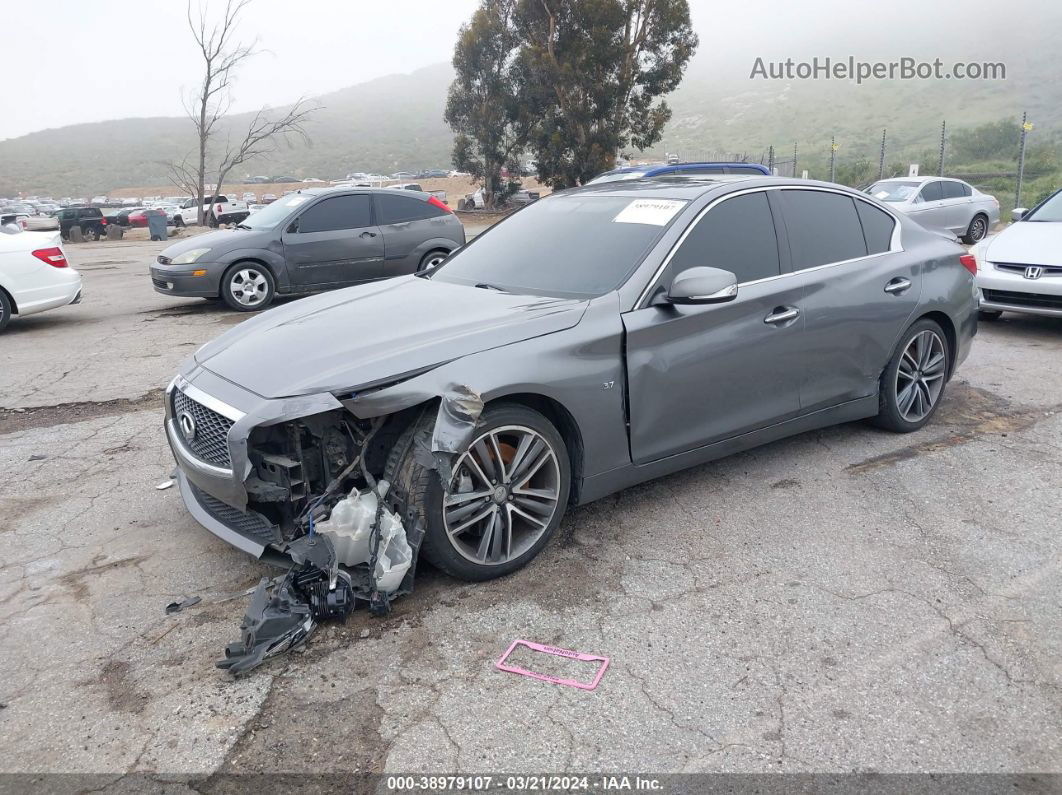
[164,366,345,557]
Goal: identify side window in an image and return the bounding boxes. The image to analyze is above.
[215,195,228,204]
[855,201,896,255]
[919,181,944,202]
[781,190,868,269]
[668,191,781,284]
[960,183,972,197]
[375,193,445,224]
[941,181,964,200]
[296,194,372,233]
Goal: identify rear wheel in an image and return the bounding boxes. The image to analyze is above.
[962,214,989,244]
[873,319,950,433]
[0,289,12,333]
[84,225,100,241]
[221,263,275,311]
[386,403,570,581]
[208,212,219,228]
[418,249,449,272]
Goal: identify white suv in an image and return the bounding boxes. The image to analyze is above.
[179,195,250,227]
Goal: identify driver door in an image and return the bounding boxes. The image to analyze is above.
[622,190,806,464]
[281,193,384,289]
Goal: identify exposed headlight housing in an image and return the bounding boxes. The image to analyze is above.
[170,247,211,265]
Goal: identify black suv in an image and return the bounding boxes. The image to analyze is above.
[59,207,108,240]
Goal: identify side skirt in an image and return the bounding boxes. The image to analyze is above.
[576,395,879,505]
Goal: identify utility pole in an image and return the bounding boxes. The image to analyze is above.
[793,143,798,179]
[878,128,887,181]
[768,145,775,175]
[938,120,946,176]
[1016,112,1033,209]
[829,136,837,183]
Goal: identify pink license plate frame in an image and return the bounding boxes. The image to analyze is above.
[495,639,609,691]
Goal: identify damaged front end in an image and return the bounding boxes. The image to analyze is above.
[166,373,483,675]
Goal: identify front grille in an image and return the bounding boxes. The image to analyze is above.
[982,289,1062,310]
[172,389,234,467]
[190,483,278,544]
[152,277,169,289]
[994,262,1062,276]
[157,255,171,265]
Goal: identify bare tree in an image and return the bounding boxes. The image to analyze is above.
[168,0,316,224]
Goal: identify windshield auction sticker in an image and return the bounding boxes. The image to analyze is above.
[613,199,686,226]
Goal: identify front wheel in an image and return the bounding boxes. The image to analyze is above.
[174,216,185,228]
[386,404,570,581]
[221,263,275,311]
[873,319,950,433]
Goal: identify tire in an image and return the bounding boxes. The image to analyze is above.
[873,318,950,433]
[961,214,989,244]
[174,216,185,228]
[85,225,100,241]
[0,289,12,333]
[978,309,1002,321]
[220,262,275,311]
[386,403,571,582]
[106,225,124,240]
[418,249,449,272]
[208,212,219,229]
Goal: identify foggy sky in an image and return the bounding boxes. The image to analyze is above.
[5,0,1055,141]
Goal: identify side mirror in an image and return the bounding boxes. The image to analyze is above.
[286,218,299,234]
[1012,208,1028,222]
[660,266,738,306]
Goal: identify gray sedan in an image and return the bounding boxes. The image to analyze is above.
[866,176,999,243]
[150,187,465,311]
[165,176,977,585]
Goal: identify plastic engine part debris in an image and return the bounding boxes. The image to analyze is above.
[164,595,202,614]
[217,553,355,675]
[495,639,610,691]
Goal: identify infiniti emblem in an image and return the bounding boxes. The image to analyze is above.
[1024,266,1043,280]
[178,411,197,442]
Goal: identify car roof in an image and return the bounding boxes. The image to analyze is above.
[599,161,771,177]
[284,186,435,201]
[876,175,968,185]
[567,174,863,201]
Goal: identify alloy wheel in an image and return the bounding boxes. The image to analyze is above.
[895,330,947,422]
[970,217,987,241]
[229,268,269,307]
[443,425,562,566]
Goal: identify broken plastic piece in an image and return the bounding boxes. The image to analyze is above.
[495,639,610,691]
[216,564,355,676]
[314,483,411,594]
[164,595,201,614]
[156,479,175,490]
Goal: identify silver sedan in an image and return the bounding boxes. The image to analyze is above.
[867,177,999,243]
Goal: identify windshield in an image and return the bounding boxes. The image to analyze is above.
[586,169,649,185]
[1024,190,1062,222]
[239,194,313,229]
[431,194,686,298]
[867,180,921,202]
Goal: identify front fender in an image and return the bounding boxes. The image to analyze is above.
[217,246,290,290]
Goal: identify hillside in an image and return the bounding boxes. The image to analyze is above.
[3,13,1062,197]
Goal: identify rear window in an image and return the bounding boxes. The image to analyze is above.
[781,190,868,269]
[375,193,444,224]
[80,208,101,218]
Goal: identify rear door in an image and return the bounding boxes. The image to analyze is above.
[940,180,972,233]
[374,192,452,276]
[623,190,806,464]
[778,189,920,411]
[280,193,384,288]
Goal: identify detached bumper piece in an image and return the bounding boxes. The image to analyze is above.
[217,535,356,675]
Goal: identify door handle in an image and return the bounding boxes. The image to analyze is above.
[884,277,911,295]
[359,231,377,238]
[764,306,800,325]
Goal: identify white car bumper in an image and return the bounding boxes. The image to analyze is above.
[15,267,83,317]
[977,261,1062,318]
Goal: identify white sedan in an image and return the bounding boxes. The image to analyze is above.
[0,229,82,332]
[972,189,1062,319]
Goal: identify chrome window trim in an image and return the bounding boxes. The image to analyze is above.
[173,375,247,422]
[634,185,904,309]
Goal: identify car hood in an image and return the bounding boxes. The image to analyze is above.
[193,276,588,399]
[160,228,273,258]
[984,222,1062,266]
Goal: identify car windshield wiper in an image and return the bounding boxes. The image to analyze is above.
[474,282,508,292]
[235,223,253,230]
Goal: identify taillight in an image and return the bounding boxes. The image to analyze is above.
[959,253,977,276]
[100,217,107,225]
[32,247,68,268]
[427,195,452,214]
[215,204,223,215]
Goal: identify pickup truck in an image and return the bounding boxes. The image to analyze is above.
[178,195,250,227]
